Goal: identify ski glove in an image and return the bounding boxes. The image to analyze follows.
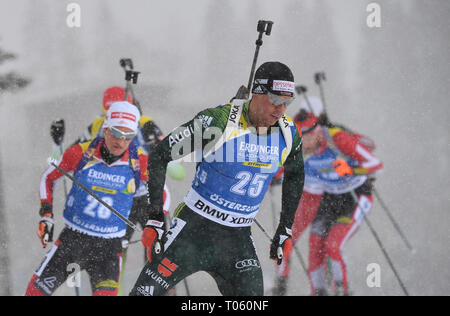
[270,224,293,265]
[332,159,354,177]
[38,213,54,248]
[142,219,166,264]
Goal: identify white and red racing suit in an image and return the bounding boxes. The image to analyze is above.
[276,125,382,295]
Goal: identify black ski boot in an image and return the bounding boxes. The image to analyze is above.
[334,282,351,296]
[272,277,288,296]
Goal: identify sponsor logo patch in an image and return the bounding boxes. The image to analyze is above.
[235,259,261,271]
[137,285,154,296]
[272,80,295,94]
[111,111,137,122]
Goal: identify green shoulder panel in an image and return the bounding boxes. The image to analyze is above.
[291,122,302,155]
[192,103,232,132]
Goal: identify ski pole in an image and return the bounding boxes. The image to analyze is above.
[253,218,283,264]
[267,186,309,277]
[247,20,274,92]
[48,159,141,233]
[343,178,410,296]
[317,168,415,253]
[128,239,141,245]
[50,120,68,197]
[127,216,191,295]
[231,20,273,101]
[269,186,278,231]
[373,188,415,253]
[50,120,80,296]
[164,212,191,296]
[295,85,315,114]
[253,218,273,242]
[314,72,327,112]
[120,58,142,114]
[290,241,308,278]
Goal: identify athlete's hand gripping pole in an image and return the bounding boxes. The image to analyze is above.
[254,218,307,274]
[37,213,54,248]
[142,219,166,264]
[270,224,293,266]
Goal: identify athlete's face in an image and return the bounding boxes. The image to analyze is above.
[302,128,323,154]
[104,126,135,156]
[249,94,289,127]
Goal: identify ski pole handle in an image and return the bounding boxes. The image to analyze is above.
[121,58,142,113]
[314,72,326,85]
[247,20,274,92]
[50,119,65,146]
[120,58,134,70]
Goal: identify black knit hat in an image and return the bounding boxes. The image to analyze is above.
[252,61,295,97]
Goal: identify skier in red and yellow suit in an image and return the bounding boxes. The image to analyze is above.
[26,101,150,296]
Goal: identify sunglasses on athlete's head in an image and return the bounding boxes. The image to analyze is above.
[267,91,295,107]
[108,126,137,140]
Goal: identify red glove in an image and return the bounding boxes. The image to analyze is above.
[270,224,293,265]
[38,213,54,248]
[142,220,166,263]
[332,159,354,177]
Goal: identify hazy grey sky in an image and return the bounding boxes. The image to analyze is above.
[1,0,449,296]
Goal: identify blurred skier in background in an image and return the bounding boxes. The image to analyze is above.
[273,96,382,295]
[25,101,148,296]
[271,96,324,295]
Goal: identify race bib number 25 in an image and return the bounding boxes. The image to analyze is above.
[230,172,268,198]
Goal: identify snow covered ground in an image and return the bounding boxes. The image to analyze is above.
[0,0,449,296]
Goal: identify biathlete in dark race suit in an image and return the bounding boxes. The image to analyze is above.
[130,61,305,296]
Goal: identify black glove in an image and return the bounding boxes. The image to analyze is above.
[50,119,65,146]
[270,224,293,265]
